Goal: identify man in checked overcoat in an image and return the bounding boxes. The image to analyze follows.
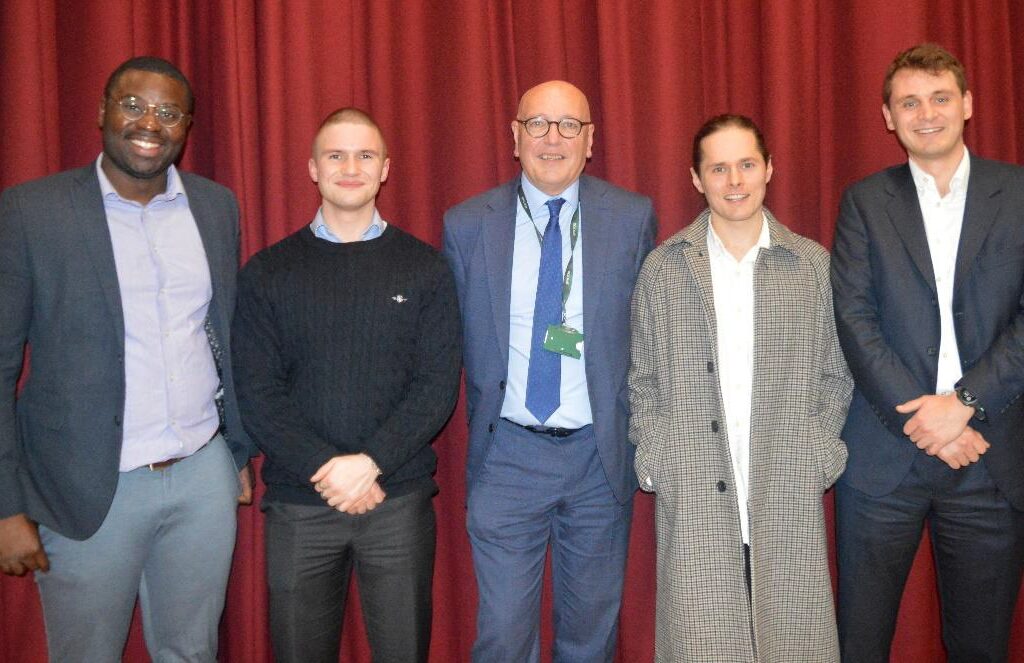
[629,114,853,661]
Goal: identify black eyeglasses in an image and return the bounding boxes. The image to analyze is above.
[114,95,189,128]
[516,116,592,139]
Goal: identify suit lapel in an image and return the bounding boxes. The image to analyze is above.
[484,183,517,366]
[885,165,936,294]
[954,156,1001,297]
[580,176,611,344]
[72,166,125,342]
[186,178,225,324]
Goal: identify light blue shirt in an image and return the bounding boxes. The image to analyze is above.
[96,155,220,471]
[501,175,592,428]
[309,208,387,242]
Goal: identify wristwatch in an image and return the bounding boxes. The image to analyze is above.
[954,384,988,422]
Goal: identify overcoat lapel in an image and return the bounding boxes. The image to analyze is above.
[483,183,517,367]
[71,167,125,343]
[679,212,719,344]
[954,156,1001,297]
[885,166,936,294]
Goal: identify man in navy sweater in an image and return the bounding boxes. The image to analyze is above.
[233,108,461,663]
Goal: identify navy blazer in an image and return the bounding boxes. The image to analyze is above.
[443,174,656,504]
[832,155,1024,508]
[0,164,254,540]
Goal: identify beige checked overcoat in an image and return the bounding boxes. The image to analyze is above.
[629,209,853,662]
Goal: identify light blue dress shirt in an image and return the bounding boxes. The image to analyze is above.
[96,155,220,471]
[309,208,387,242]
[500,175,592,428]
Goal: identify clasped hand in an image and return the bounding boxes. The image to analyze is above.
[896,393,987,469]
[310,454,385,514]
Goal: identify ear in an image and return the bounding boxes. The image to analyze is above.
[690,167,704,194]
[308,157,319,184]
[882,103,895,131]
[511,120,521,158]
[380,157,391,183]
[98,99,106,128]
[585,124,594,159]
[765,158,774,184]
[963,90,973,121]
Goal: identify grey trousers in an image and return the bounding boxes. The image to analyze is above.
[264,485,436,663]
[35,435,240,663]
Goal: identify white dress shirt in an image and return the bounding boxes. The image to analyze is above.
[908,148,970,394]
[708,214,770,544]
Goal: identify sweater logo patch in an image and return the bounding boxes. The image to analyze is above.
[391,294,408,303]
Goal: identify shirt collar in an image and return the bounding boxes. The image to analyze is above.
[519,173,580,225]
[706,211,770,264]
[908,146,971,199]
[95,153,185,205]
[309,208,387,243]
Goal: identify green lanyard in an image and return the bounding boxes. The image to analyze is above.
[518,186,580,325]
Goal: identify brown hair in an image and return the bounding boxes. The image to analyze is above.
[312,107,387,158]
[883,43,968,106]
[692,114,770,172]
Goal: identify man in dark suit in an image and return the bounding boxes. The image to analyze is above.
[0,56,253,662]
[443,80,656,662]
[832,43,1024,662]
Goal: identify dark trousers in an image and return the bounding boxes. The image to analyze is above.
[836,454,1024,663]
[264,486,436,663]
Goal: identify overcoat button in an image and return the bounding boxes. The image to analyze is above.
[711,420,719,433]
[716,480,727,492]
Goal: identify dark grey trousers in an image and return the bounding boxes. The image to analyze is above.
[264,486,436,663]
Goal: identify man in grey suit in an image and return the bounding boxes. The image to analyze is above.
[0,56,253,662]
[443,80,656,662]
[832,43,1024,661]
[630,114,851,661]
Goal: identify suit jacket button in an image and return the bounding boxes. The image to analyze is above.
[488,423,495,433]
[927,346,937,356]
[499,380,506,390]
[711,420,719,433]
[114,415,122,426]
[717,480,727,492]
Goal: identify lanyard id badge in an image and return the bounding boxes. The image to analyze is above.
[518,186,584,359]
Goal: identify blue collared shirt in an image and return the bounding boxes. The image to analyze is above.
[96,155,220,471]
[500,174,592,427]
[309,208,387,242]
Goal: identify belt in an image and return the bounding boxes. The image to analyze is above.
[147,457,183,471]
[502,418,581,438]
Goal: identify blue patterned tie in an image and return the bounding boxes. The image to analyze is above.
[525,197,565,423]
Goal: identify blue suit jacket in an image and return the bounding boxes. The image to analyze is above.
[443,174,656,504]
[831,155,1024,508]
[0,164,254,540]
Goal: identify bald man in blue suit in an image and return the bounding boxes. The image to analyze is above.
[443,81,656,663]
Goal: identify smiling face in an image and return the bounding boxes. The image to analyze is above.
[99,69,191,190]
[308,121,390,217]
[512,81,593,196]
[882,68,972,167]
[691,125,773,228]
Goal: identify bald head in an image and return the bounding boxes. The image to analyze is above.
[512,80,594,196]
[516,80,591,121]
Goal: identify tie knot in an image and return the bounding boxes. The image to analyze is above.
[545,197,565,221]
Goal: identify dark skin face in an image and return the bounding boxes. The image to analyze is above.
[98,69,192,204]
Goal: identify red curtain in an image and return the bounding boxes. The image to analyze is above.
[3,1,1024,661]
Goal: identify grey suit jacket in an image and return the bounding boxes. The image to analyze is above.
[832,155,1024,507]
[443,174,656,504]
[0,164,253,540]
